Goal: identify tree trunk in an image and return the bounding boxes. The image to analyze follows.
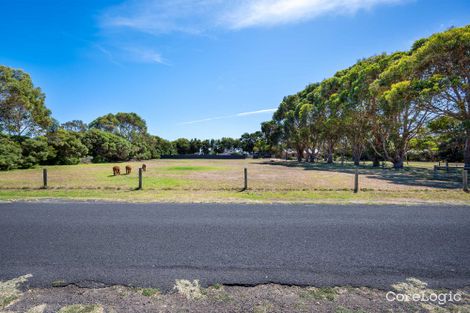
[353,155,360,166]
[372,156,380,167]
[392,150,405,169]
[296,147,303,162]
[392,158,404,169]
[352,147,361,166]
[327,153,333,164]
[326,142,334,164]
[465,130,470,168]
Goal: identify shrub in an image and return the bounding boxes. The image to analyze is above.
[83,129,132,162]
[0,137,22,170]
[47,129,88,165]
[19,136,51,168]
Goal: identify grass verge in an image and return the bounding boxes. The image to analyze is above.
[0,188,469,205]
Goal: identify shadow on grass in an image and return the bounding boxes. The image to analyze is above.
[260,160,462,190]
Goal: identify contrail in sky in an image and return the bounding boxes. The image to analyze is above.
[178,108,277,125]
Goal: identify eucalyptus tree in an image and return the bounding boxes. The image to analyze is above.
[173,138,192,154]
[342,54,401,166]
[88,113,117,133]
[89,112,147,141]
[61,120,88,132]
[303,83,323,162]
[0,65,52,136]
[262,25,468,166]
[220,137,239,152]
[115,112,147,140]
[429,116,465,161]
[406,25,470,165]
[372,74,434,169]
[261,120,282,154]
[317,77,344,163]
[273,95,311,162]
[240,132,263,153]
[200,139,211,155]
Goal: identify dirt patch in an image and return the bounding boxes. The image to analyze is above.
[4,280,469,313]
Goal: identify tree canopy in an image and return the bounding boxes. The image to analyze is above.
[0,66,52,136]
[261,25,469,168]
[89,112,147,141]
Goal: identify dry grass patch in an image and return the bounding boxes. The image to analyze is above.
[391,278,470,312]
[174,279,205,300]
[57,304,104,313]
[0,274,32,310]
[0,159,467,204]
[299,287,338,301]
[25,304,47,313]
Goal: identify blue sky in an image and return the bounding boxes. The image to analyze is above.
[1,0,469,140]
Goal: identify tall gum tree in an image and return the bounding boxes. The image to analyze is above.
[340,55,397,166]
[317,77,343,163]
[89,112,148,141]
[372,78,433,169]
[0,66,52,136]
[407,25,470,166]
[273,95,311,162]
[303,83,322,162]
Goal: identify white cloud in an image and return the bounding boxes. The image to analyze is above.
[99,0,405,65]
[101,0,405,33]
[178,108,277,125]
[122,47,168,64]
[225,0,403,29]
[101,0,227,35]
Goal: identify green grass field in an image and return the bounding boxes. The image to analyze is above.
[0,159,468,204]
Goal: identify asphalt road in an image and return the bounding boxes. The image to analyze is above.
[0,202,469,290]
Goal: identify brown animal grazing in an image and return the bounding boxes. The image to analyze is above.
[142,164,147,172]
[112,166,120,176]
[125,165,132,175]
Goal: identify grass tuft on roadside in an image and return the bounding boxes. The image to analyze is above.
[140,288,160,297]
[0,274,32,309]
[174,279,205,300]
[299,287,338,301]
[57,304,104,313]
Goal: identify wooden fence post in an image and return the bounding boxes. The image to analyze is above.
[244,168,248,190]
[42,168,48,189]
[354,168,359,193]
[463,169,468,192]
[138,168,143,190]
